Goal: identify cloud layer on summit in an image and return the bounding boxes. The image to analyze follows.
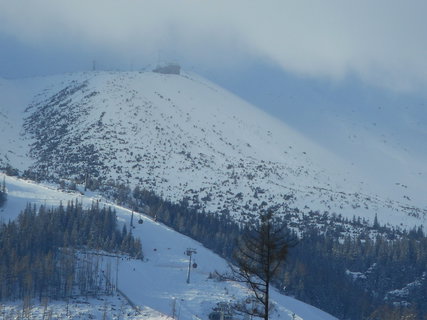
[1,0,426,92]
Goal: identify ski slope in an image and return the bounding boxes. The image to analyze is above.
[0,173,337,320]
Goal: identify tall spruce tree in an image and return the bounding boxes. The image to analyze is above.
[0,176,6,207]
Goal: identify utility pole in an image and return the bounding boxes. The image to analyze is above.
[185,248,197,284]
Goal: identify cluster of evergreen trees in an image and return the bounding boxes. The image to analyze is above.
[282,227,427,319]
[0,201,142,302]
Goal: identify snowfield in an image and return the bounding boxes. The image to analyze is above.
[0,173,337,320]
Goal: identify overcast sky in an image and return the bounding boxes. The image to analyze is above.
[1,0,426,93]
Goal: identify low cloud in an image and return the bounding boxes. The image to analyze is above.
[1,0,426,92]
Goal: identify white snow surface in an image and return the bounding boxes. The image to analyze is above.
[0,173,337,320]
[0,71,426,231]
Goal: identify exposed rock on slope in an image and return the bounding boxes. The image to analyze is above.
[0,71,425,229]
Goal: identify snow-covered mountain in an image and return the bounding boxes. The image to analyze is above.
[0,71,426,230]
[0,173,337,320]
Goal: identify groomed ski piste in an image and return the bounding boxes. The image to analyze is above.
[0,173,337,320]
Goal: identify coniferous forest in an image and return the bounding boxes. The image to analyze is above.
[0,201,142,302]
[1,171,426,319]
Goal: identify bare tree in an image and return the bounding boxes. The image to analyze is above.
[229,210,296,319]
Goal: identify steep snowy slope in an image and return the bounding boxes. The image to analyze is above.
[0,173,338,320]
[0,74,80,169]
[282,94,427,211]
[214,66,427,203]
[0,71,426,230]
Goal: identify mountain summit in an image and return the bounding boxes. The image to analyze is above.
[0,71,425,229]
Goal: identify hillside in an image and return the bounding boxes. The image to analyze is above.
[0,71,426,232]
[0,173,337,320]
